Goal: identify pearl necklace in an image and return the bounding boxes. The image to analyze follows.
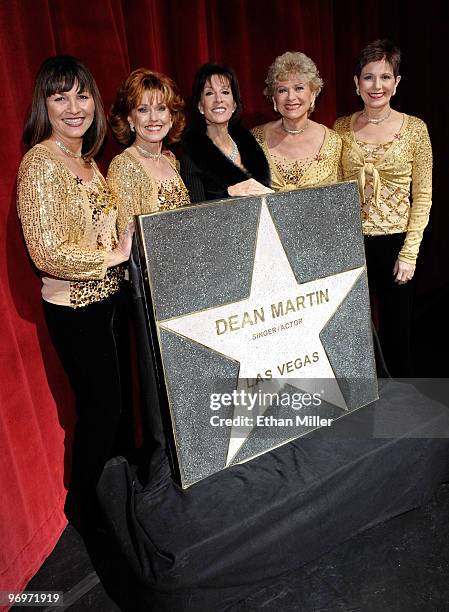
[135,144,162,161]
[362,108,391,124]
[54,139,83,158]
[281,119,309,136]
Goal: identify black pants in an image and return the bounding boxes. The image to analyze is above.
[364,233,413,377]
[43,289,134,526]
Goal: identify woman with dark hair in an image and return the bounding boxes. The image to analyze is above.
[252,51,341,190]
[180,62,272,202]
[108,68,190,229]
[334,40,433,376]
[17,55,134,532]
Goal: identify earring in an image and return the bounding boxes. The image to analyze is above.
[356,86,360,96]
[273,101,278,112]
[129,124,135,132]
[309,99,316,114]
[199,109,204,115]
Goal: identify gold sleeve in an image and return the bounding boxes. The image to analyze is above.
[107,153,156,235]
[333,117,350,182]
[328,130,343,183]
[17,150,107,280]
[399,120,433,263]
[335,134,344,182]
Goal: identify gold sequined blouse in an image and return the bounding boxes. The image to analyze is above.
[251,124,342,191]
[107,149,190,235]
[17,144,124,308]
[334,113,433,263]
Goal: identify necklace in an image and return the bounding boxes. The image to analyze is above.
[281,119,309,135]
[362,108,391,124]
[224,136,239,163]
[135,144,162,161]
[54,139,83,158]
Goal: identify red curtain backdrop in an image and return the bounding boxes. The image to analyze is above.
[0,0,447,599]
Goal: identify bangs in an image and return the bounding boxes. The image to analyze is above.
[143,84,165,103]
[276,71,307,83]
[131,77,172,108]
[205,74,230,86]
[43,67,90,97]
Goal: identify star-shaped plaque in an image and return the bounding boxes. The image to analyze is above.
[159,200,365,464]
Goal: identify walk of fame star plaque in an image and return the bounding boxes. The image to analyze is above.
[136,182,378,488]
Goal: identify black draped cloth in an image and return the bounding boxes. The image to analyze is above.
[98,381,449,611]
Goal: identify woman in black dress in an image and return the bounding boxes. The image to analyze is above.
[180,62,272,202]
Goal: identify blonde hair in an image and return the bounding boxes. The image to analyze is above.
[264,51,324,99]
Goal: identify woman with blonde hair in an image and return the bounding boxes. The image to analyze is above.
[252,51,341,191]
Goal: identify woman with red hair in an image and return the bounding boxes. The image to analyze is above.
[108,68,190,232]
[107,69,190,457]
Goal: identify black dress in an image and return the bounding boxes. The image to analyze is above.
[180,124,271,203]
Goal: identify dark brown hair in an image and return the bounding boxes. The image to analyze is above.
[188,63,243,132]
[23,55,106,159]
[109,68,185,146]
[355,39,401,78]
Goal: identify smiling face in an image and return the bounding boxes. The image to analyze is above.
[355,59,400,110]
[198,74,236,126]
[128,89,172,146]
[272,74,315,121]
[46,82,95,143]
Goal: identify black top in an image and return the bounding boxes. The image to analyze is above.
[180,124,271,203]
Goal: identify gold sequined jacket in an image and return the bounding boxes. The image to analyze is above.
[251,124,342,190]
[107,149,189,234]
[333,113,432,263]
[17,144,124,307]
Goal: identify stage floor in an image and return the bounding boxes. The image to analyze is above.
[21,482,449,611]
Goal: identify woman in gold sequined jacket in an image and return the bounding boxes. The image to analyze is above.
[334,40,433,376]
[17,56,135,533]
[107,69,190,454]
[252,51,342,191]
[107,68,190,230]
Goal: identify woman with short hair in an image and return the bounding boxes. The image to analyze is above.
[252,51,342,191]
[334,39,433,376]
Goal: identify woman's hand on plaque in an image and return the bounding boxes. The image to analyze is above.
[227,178,274,197]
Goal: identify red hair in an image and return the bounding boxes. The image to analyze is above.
[109,68,185,145]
